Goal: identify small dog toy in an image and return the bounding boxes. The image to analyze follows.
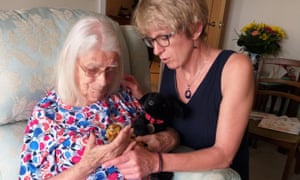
[105,123,123,142]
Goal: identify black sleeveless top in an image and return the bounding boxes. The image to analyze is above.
[160,50,249,180]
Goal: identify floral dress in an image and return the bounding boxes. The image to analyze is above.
[19,88,143,180]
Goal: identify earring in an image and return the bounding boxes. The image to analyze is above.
[193,33,201,48]
[193,39,199,48]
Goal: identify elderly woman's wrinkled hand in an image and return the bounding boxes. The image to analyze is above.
[79,125,135,170]
[122,74,145,99]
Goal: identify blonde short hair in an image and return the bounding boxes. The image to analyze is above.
[56,16,123,105]
[132,0,208,39]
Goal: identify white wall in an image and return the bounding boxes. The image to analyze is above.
[1,0,298,59]
[0,0,102,13]
[222,0,300,59]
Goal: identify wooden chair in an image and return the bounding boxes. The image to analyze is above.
[248,57,300,180]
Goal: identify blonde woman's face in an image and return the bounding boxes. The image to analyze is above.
[147,29,194,70]
[76,50,119,104]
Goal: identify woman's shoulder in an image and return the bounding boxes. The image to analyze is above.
[34,89,59,110]
[212,49,252,71]
[107,87,143,117]
[222,51,254,88]
[27,89,60,125]
[111,86,141,105]
[226,52,252,71]
[212,49,248,62]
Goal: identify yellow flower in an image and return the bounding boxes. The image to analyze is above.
[260,33,268,41]
[237,22,286,55]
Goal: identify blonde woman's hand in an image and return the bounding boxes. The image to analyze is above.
[102,145,159,179]
[135,128,180,152]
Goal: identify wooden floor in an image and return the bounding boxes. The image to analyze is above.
[250,141,300,180]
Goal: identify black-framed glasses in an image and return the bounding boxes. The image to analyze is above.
[79,63,118,77]
[142,32,175,48]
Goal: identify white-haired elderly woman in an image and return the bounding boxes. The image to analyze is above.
[18,16,142,180]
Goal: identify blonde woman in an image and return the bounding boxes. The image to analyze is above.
[105,0,254,179]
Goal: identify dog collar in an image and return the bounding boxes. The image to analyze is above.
[145,113,164,124]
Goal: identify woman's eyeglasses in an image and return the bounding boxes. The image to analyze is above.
[142,32,175,48]
[79,63,118,77]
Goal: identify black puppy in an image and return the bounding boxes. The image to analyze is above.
[132,92,184,180]
[132,92,183,136]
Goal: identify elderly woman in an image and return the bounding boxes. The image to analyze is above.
[18,16,142,179]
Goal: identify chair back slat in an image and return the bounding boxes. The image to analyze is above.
[254,57,300,116]
[259,79,300,88]
[258,90,300,103]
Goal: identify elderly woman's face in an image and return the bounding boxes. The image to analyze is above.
[76,50,119,104]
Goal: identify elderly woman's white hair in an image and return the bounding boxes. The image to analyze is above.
[56,16,123,105]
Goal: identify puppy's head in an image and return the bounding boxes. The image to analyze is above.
[139,92,183,121]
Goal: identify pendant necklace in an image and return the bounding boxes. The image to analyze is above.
[184,85,192,99]
[182,45,211,99]
[181,65,207,99]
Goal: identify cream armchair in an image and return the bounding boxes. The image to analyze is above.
[0,7,150,179]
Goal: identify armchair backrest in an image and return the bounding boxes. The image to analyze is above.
[0,7,150,126]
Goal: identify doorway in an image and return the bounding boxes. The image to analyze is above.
[205,0,229,48]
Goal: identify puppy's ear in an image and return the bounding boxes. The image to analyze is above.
[139,93,150,105]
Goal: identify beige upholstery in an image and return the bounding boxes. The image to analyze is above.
[0,7,150,179]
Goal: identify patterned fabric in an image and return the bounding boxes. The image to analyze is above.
[19,88,143,180]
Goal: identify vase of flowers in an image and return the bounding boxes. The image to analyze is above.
[236,22,286,70]
[248,52,260,69]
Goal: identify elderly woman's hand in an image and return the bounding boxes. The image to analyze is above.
[135,128,180,152]
[79,125,135,170]
[122,74,145,99]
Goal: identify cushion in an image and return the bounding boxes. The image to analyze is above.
[0,121,27,179]
[120,25,151,92]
